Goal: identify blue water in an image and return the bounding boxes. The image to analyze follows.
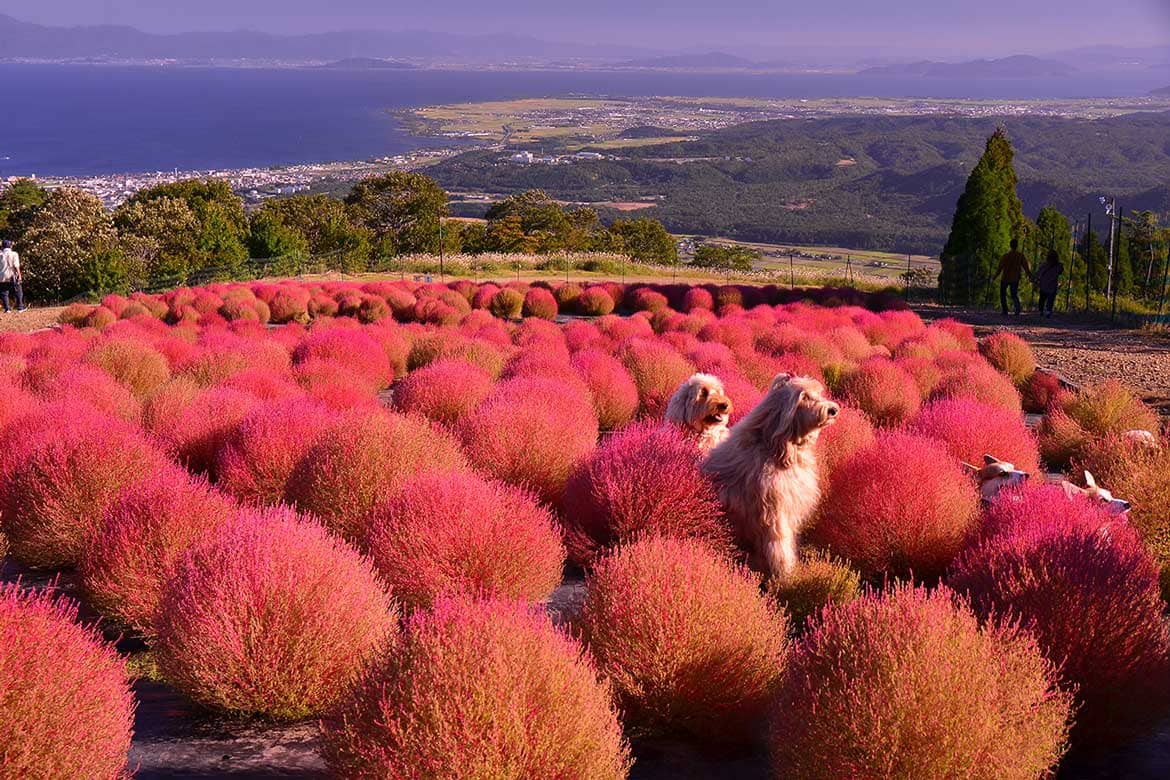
[0,64,1164,177]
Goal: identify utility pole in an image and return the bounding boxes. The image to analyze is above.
[1112,204,1123,321]
[438,217,445,282]
[1103,197,1117,299]
[1084,212,1092,312]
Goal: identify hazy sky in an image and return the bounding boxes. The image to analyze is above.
[5,0,1170,56]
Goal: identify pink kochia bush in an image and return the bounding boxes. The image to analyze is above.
[0,404,170,568]
[287,410,470,541]
[215,397,339,506]
[620,339,696,418]
[769,584,1071,780]
[839,358,921,426]
[364,470,565,610]
[812,432,980,578]
[570,349,640,431]
[392,358,495,426]
[458,376,598,506]
[322,597,631,779]
[0,584,136,780]
[949,518,1170,747]
[908,398,1041,476]
[814,405,875,483]
[156,508,399,720]
[978,484,1119,541]
[561,422,731,567]
[979,331,1036,385]
[580,536,790,746]
[80,465,238,635]
[151,386,260,477]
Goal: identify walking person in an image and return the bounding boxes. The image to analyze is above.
[0,241,25,313]
[1034,249,1063,319]
[992,238,1030,316]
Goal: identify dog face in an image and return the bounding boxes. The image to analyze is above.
[962,454,1029,502]
[1062,470,1132,517]
[666,373,732,434]
[762,374,839,461]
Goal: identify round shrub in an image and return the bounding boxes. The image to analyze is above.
[322,596,630,779]
[152,386,260,477]
[839,358,921,427]
[577,286,616,316]
[32,364,142,423]
[620,339,696,418]
[1022,370,1062,413]
[562,422,731,567]
[292,328,392,391]
[980,331,1036,385]
[769,583,1071,780]
[522,287,559,320]
[949,519,1170,747]
[683,286,714,312]
[571,349,640,431]
[932,360,1023,415]
[629,287,669,313]
[85,337,171,398]
[814,405,875,484]
[156,507,398,720]
[0,404,170,568]
[267,286,312,323]
[908,398,1041,476]
[978,484,1118,541]
[392,358,494,426]
[0,584,136,780]
[580,536,790,746]
[80,465,237,634]
[489,288,525,319]
[364,470,564,610]
[1038,408,1091,467]
[767,548,862,632]
[215,397,339,506]
[1061,379,1160,440]
[812,432,980,578]
[554,282,582,310]
[458,376,598,506]
[287,410,469,541]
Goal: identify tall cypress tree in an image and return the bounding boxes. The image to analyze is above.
[939,128,1027,304]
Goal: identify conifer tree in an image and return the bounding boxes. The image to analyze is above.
[939,128,1027,304]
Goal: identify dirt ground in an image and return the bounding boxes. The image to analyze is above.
[918,305,1170,415]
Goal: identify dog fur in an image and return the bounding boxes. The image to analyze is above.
[1123,429,1160,450]
[962,454,1030,503]
[665,373,732,454]
[701,374,839,580]
[1061,470,1132,518]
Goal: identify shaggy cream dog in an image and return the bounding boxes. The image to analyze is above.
[701,374,838,580]
[962,455,1030,503]
[665,373,732,453]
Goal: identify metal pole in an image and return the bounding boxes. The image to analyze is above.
[1084,212,1092,312]
[906,253,912,301]
[789,252,794,289]
[1157,241,1170,322]
[1066,220,1078,313]
[1106,198,1116,300]
[1111,204,1122,321]
[438,218,445,282]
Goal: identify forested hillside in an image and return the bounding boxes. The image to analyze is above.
[428,112,1170,254]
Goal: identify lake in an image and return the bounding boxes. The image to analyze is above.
[0,64,1164,177]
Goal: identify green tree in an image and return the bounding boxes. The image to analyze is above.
[608,218,678,265]
[123,179,249,276]
[346,172,448,255]
[255,194,372,266]
[21,188,122,301]
[460,222,490,255]
[1125,211,1166,297]
[248,209,310,275]
[486,214,536,253]
[114,196,201,286]
[692,243,760,272]
[0,179,49,241]
[939,128,1027,304]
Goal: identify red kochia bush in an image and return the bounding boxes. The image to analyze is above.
[215,397,339,506]
[932,360,1023,415]
[908,398,1041,476]
[156,508,398,720]
[839,357,921,426]
[815,405,876,483]
[80,465,238,634]
[812,432,980,578]
[84,337,171,398]
[620,339,696,418]
[0,404,170,568]
[580,536,790,745]
[1022,370,1062,413]
[522,287,559,320]
[364,470,564,610]
[489,288,525,319]
[571,349,640,431]
[0,584,136,780]
[392,359,494,426]
[152,386,260,477]
[577,286,616,316]
[322,597,630,779]
[683,286,715,312]
[979,331,1036,385]
[978,484,1118,541]
[458,376,598,506]
[769,583,1071,780]
[288,410,469,541]
[561,422,731,567]
[949,519,1170,747]
[292,328,392,390]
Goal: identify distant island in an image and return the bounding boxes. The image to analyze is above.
[862,55,1077,79]
[316,58,415,70]
[1151,86,1170,96]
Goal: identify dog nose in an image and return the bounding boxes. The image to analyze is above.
[714,401,729,413]
[827,404,839,417]
[1122,501,1132,511]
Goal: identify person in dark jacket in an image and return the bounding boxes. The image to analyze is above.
[1034,249,1063,319]
[992,238,1030,316]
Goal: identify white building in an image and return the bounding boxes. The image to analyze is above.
[510,152,534,164]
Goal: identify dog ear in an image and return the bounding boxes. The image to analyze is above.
[1060,480,1082,499]
[982,454,998,466]
[1083,470,1097,489]
[771,373,794,390]
[768,383,801,466]
[960,462,980,476]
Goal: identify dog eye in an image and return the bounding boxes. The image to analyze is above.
[699,388,708,399]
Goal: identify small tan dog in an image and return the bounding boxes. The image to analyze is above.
[1061,470,1132,518]
[962,455,1030,503]
[702,374,839,580]
[665,373,732,453]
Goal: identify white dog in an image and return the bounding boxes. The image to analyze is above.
[665,373,732,454]
[1061,470,1132,518]
[701,374,839,580]
[962,454,1030,503]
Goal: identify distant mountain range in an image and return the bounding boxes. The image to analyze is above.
[316,58,415,70]
[1152,86,1170,96]
[861,55,1078,79]
[0,14,650,62]
[616,51,763,69]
